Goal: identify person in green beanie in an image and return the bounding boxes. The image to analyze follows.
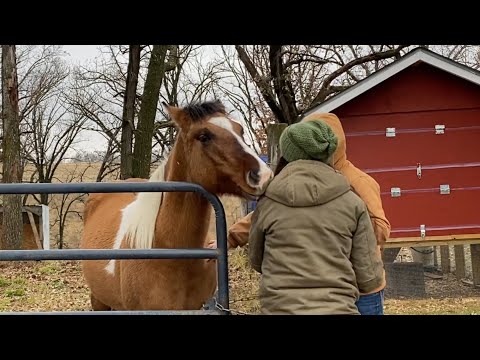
[248,119,385,315]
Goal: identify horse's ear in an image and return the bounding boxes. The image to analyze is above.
[163,102,190,131]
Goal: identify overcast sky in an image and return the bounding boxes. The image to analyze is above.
[63,45,102,63]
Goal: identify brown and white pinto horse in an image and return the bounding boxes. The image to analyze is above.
[80,100,272,311]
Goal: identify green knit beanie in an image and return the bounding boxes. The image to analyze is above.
[279,120,338,163]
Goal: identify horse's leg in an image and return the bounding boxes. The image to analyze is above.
[90,293,112,311]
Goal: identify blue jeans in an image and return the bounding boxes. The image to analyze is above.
[356,289,384,315]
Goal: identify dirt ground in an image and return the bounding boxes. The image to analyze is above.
[227,247,480,315]
[384,272,480,315]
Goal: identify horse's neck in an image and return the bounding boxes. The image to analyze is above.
[154,142,211,249]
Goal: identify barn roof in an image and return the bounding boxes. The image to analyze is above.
[303,47,480,116]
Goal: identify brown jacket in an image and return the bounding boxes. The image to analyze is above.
[249,160,385,315]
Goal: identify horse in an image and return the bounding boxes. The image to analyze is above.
[80,99,273,311]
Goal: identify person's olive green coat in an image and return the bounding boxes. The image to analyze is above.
[249,159,385,315]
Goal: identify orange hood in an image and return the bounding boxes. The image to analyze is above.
[301,112,391,246]
[302,112,348,170]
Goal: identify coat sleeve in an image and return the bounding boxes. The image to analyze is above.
[350,175,391,246]
[248,201,268,273]
[351,205,385,294]
[227,211,253,249]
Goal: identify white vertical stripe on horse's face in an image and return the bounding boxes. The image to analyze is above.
[208,117,272,189]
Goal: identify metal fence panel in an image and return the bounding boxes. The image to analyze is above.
[0,181,230,315]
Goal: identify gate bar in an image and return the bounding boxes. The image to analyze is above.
[0,249,219,261]
[0,181,230,313]
[0,310,223,315]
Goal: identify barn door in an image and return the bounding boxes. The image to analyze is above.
[343,112,480,240]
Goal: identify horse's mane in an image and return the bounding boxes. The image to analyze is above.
[120,154,169,250]
[182,100,226,122]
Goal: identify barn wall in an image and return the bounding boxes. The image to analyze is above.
[324,62,480,238]
[336,62,480,118]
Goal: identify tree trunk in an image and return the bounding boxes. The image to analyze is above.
[120,45,141,180]
[59,219,64,249]
[132,45,170,179]
[269,45,298,124]
[1,45,24,250]
[40,192,49,206]
[36,167,49,205]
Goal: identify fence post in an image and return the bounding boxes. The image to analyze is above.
[267,123,287,171]
[41,204,50,250]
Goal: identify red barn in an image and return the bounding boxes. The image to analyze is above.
[303,47,480,248]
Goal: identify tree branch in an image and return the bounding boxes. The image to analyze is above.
[235,45,285,123]
[310,45,410,107]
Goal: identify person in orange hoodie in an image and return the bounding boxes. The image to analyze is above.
[223,112,391,315]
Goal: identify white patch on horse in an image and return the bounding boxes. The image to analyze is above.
[208,116,272,187]
[104,155,169,275]
[105,201,137,275]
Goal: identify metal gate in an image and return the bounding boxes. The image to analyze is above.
[0,181,230,315]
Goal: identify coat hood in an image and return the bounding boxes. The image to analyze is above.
[264,159,351,207]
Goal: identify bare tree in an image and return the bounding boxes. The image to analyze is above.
[21,94,87,205]
[66,45,151,181]
[424,45,480,69]
[162,46,224,106]
[132,45,175,179]
[67,57,123,152]
[93,134,120,182]
[120,45,141,179]
[16,46,70,127]
[151,45,226,160]
[71,136,120,182]
[65,46,129,174]
[216,46,273,154]
[68,45,222,174]
[49,162,91,248]
[0,45,70,159]
[1,45,23,250]
[3,45,78,208]
[233,45,410,125]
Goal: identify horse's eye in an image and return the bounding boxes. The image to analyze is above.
[197,132,212,144]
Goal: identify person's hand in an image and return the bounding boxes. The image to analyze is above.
[206,239,234,262]
[206,239,217,249]
[206,239,234,250]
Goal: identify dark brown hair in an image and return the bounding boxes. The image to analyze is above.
[273,156,290,176]
[273,154,335,177]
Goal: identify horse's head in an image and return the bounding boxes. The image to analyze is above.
[163,100,273,197]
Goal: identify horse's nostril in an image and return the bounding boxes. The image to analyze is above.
[248,170,261,185]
